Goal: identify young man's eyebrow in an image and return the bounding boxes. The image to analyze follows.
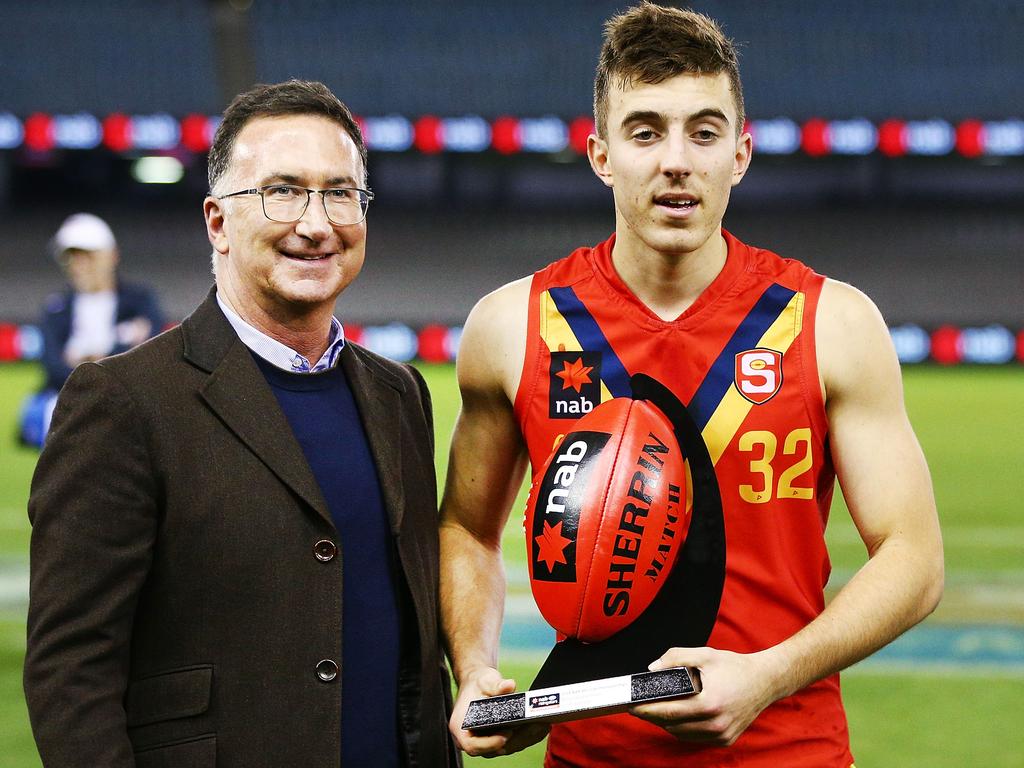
[688,108,731,126]
[619,107,731,130]
[620,110,665,129]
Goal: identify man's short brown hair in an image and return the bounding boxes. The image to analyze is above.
[207,79,367,193]
[594,2,744,138]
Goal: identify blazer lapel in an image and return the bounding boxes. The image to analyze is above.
[339,344,406,532]
[182,290,332,527]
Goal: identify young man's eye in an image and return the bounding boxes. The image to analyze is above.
[632,128,656,141]
[695,129,719,142]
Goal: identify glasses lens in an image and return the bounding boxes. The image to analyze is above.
[261,185,309,222]
[322,189,369,225]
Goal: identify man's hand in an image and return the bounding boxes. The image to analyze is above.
[630,647,781,747]
[450,666,549,757]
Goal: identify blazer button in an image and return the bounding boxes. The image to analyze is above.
[313,539,337,562]
[316,659,339,682]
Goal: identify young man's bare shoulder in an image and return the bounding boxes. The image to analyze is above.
[817,278,888,347]
[465,276,532,328]
[458,276,533,398]
[816,278,899,400]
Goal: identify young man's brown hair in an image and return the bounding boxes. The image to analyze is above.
[593,1,744,137]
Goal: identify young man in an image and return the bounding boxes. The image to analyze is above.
[26,81,457,767]
[440,3,943,766]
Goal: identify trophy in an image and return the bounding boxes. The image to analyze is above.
[463,374,726,730]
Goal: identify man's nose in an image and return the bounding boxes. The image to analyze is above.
[660,131,693,179]
[295,191,334,239]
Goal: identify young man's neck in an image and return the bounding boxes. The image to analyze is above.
[610,228,729,322]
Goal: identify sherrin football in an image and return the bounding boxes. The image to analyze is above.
[525,397,690,643]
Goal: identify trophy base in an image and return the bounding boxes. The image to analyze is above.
[462,666,700,731]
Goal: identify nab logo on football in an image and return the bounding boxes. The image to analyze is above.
[549,351,602,419]
[735,348,783,404]
[530,430,611,583]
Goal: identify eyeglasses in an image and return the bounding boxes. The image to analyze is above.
[216,184,374,226]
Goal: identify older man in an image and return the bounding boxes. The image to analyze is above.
[25,80,457,768]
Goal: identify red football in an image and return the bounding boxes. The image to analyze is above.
[525,397,690,642]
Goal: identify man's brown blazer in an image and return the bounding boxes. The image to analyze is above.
[25,290,458,767]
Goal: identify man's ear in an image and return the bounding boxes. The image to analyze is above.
[731,131,753,187]
[204,196,230,255]
[587,133,614,189]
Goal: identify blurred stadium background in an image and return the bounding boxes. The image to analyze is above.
[1,1,1021,765]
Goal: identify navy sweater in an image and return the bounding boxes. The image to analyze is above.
[256,355,401,767]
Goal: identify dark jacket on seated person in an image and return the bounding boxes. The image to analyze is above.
[39,281,163,391]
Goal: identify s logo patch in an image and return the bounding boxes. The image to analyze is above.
[735,348,783,404]
[549,351,602,419]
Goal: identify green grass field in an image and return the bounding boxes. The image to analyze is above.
[2,362,1022,766]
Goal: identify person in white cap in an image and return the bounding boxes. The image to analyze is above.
[18,213,163,448]
[39,212,163,392]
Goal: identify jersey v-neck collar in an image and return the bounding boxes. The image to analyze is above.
[588,229,751,332]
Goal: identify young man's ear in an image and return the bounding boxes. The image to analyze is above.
[587,133,614,189]
[731,131,753,187]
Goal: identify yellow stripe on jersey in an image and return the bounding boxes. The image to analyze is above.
[540,289,583,353]
[541,289,614,405]
[701,291,805,466]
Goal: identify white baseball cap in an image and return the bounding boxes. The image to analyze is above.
[51,213,116,256]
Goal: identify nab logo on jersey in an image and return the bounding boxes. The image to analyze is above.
[549,351,602,419]
[735,348,783,404]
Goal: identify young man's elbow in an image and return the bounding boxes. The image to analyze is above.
[920,553,945,619]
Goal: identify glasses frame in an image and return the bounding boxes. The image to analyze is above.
[215,184,375,226]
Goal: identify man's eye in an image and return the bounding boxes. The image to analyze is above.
[267,185,301,198]
[695,130,718,142]
[324,188,355,201]
[632,129,656,141]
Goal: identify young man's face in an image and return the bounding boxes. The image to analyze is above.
[589,71,751,260]
[204,113,367,321]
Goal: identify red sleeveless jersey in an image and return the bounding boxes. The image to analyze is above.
[513,230,854,768]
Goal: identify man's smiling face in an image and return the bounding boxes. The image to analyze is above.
[207,113,367,319]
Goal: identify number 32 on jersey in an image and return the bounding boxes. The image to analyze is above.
[737,428,813,504]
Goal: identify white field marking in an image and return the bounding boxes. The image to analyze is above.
[506,582,1024,619]
[847,660,1024,678]
[505,593,545,618]
[507,568,532,588]
[494,651,1024,679]
[828,567,1024,587]
[0,570,28,607]
[828,524,1024,549]
[510,563,1024,590]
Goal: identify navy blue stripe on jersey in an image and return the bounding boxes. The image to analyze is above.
[550,286,632,398]
[687,283,797,430]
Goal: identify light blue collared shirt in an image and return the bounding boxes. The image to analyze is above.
[216,293,346,373]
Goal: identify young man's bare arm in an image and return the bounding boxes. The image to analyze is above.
[631,279,944,744]
[439,278,547,756]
